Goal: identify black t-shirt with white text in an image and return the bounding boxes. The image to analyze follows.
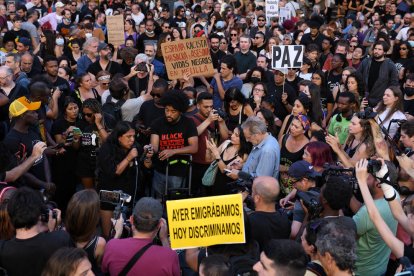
[151,115,197,176]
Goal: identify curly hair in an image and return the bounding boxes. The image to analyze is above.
[159,89,189,113]
[345,115,376,157]
[345,72,365,99]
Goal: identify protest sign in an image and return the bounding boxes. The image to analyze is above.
[161,37,215,80]
[266,0,279,21]
[279,7,291,24]
[166,194,245,249]
[106,15,125,46]
[271,45,304,69]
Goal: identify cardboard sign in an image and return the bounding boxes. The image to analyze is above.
[166,194,245,249]
[106,15,125,46]
[265,0,279,21]
[279,7,291,24]
[161,37,214,80]
[271,45,304,69]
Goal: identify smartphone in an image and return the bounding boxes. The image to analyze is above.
[72,127,82,135]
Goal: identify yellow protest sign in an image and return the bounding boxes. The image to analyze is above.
[106,15,125,47]
[166,194,245,249]
[161,37,215,80]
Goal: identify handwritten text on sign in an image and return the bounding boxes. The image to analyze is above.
[161,37,214,80]
[272,45,304,69]
[166,194,245,249]
[106,15,125,46]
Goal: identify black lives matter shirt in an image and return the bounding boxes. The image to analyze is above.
[151,116,197,176]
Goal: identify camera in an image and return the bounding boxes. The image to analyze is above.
[40,203,58,223]
[367,159,382,174]
[357,107,377,120]
[135,62,148,72]
[99,190,131,205]
[214,108,227,119]
[296,191,323,220]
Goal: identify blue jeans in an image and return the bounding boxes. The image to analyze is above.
[152,170,185,198]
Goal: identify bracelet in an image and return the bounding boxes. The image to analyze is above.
[384,192,397,201]
[126,157,131,162]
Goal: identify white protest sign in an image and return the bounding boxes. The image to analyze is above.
[271,45,304,69]
[266,0,279,21]
[279,7,291,24]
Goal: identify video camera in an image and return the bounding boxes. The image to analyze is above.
[226,171,255,210]
[100,190,132,238]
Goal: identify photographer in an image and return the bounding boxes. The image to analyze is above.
[352,159,398,276]
[102,197,179,276]
[191,92,229,196]
[0,187,71,276]
[96,121,152,239]
[398,120,414,190]
[285,160,320,240]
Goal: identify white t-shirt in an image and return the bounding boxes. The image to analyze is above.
[377,108,406,138]
[101,90,145,122]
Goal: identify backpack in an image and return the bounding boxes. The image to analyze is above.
[228,255,258,276]
[102,96,126,130]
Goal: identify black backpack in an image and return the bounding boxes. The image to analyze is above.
[228,255,258,276]
[102,96,126,130]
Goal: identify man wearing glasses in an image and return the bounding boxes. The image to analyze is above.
[250,15,271,39]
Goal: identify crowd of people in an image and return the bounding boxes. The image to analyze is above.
[1,0,414,275]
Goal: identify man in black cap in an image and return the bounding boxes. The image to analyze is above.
[300,20,327,49]
[87,42,122,77]
[282,160,320,240]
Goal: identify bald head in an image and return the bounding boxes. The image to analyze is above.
[253,176,280,204]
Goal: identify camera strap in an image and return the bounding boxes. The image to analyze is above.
[119,242,153,276]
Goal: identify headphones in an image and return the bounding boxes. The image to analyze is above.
[336,113,353,122]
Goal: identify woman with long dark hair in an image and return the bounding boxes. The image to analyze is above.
[223,87,254,133]
[375,86,406,139]
[256,108,279,138]
[124,18,138,47]
[392,41,413,79]
[311,70,334,127]
[34,29,56,59]
[206,125,252,195]
[248,82,268,113]
[76,99,108,190]
[97,121,151,239]
[71,72,100,108]
[65,190,105,275]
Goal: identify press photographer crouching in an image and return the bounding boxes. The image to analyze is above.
[96,121,153,239]
[101,197,179,276]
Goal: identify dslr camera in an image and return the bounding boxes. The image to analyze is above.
[296,191,323,219]
[214,108,227,119]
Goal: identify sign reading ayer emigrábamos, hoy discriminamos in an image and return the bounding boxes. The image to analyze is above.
[166,194,245,249]
[272,45,304,69]
[161,37,215,80]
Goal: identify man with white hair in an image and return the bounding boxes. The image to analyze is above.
[123,53,155,97]
[76,37,99,76]
[228,116,280,179]
[144,43,166,78]
[0,66,28,101]
[131,4,145,26]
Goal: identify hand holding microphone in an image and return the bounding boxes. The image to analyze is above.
[127,147,139,166]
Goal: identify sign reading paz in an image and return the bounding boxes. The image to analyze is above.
[166,194,245,249]
[106,15,125,46]
[161,37,214,80]
[272,45,304,69]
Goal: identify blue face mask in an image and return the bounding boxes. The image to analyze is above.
[56,38,64,46]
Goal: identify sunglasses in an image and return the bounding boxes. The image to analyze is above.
[83,113,93,118]
[400,47,408,50]
[231,33,237,36]
[150,92,162,98]
[258,19,265,21]
[102,82,109,86]
[255,36,262,39]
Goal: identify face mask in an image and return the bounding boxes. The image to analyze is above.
[85,33,93,39]
[241,23,247,30]
[185,10,191,17]
[188,99,195,106]
[65,18,71,23]
[56,38,64,46]
[200,21,207,27]
[250,77,261,84]
[405,87,414,96]
[146,30,154,35]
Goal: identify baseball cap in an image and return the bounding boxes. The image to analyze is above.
[17,37,31,47]
[55,2,65,8]
[272,68,288,75]
[133,197,162,227]
[288,160,320,180]
[346,13,356,21]
[9,96,41,118]
[98,42,109,52]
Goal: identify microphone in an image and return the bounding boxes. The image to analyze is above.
[131,145,138,166]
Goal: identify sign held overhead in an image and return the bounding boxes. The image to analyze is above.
[271,45,304,69]
[166,194,245,249]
